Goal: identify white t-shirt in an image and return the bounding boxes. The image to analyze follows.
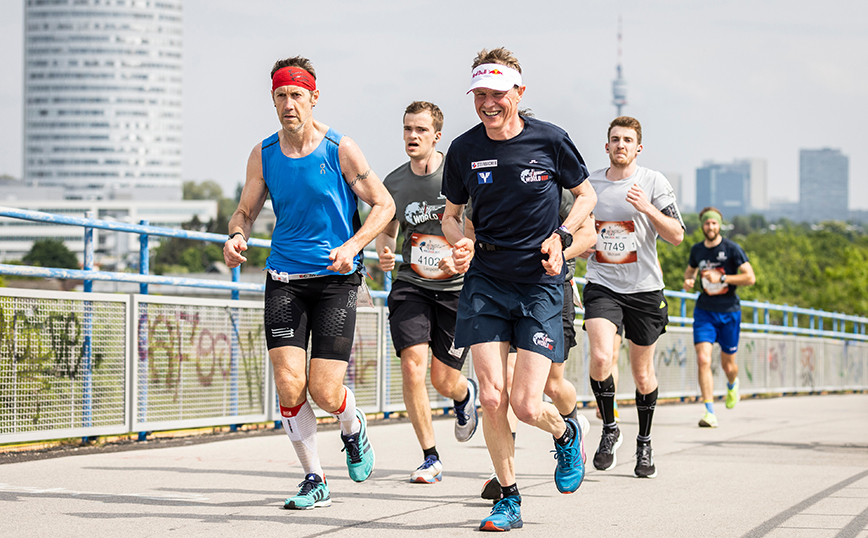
[584,166,683,294]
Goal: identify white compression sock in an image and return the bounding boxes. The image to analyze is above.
[280,401,324,478]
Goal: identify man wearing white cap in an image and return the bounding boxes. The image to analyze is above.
[441,47,596,532]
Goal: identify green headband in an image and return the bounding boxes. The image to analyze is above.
[701,211,722,225]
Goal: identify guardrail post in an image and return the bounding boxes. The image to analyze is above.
[231,266,240,301]
[82,211,94,442]
[680,297,686,327]
[139,219,149,295]
[764,304,770,333]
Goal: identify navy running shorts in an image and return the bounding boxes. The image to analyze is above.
[455,267,565,363]
[693,306,741,354]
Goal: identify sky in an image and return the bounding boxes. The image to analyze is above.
[1,0,867,211]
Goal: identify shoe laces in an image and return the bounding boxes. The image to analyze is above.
[341,434,362,464]
[598,428,619,454]
[636,445,653,467]
[417,455,439,470]
[296,474,320,496]
[454,402,469,426]
[491,496,521,518]
[551,423,579,467]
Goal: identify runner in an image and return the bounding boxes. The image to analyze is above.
[223,55,395,509]
[683,207,755,428]
[441,47,596,531]
[376,101,478,484]
[479,190,596,501]
[583,116,684,479]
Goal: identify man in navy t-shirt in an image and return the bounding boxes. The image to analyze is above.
[683,207,755,428]
[440,46,596,532]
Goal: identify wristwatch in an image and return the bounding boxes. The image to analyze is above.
[720,274,727,284]
[554,226,573,249]
[228,232,245,241]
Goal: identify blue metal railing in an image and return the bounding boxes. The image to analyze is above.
[1,205,867,341]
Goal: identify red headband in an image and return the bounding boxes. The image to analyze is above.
[272,66,316,92]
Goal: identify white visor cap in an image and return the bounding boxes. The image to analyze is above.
[466,63,523,94]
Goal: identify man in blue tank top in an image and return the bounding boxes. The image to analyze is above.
[223,55,395,510]
[441,47,597,531]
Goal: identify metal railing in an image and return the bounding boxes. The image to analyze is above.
[0,207,866,446]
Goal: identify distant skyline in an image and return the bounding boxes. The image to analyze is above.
[1,0,866,211]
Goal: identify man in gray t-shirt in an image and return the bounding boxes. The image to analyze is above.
[375,101,478,485]
[583,116,685,480]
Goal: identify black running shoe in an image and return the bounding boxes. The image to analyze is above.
[593,425,623,471]
[634,444,657,478]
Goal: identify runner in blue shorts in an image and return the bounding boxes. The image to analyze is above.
[441,47,596,531]
[684,207,755,428]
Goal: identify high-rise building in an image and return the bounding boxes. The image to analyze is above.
[799,149,849,222]
[23,0,184,201]
[695,159,767,218]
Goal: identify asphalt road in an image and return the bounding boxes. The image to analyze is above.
[2,393,867,538]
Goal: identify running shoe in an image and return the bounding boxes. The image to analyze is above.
[698,411,719,428]
[410,455,442,484]
[454,378,479,442]
[481,472,501,501]
[479,495,523,531]
[593,425,623,471]
[634,443,657,478]
[552,417,586,493]
[340,408,375,482]
[725,377,740,409]
[284,473,331,510]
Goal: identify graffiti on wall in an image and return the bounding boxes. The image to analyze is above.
[139,308,266,407]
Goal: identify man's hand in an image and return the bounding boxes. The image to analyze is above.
[378,246,396,272]
[700,269,722,284]
[626,184,655,215]
[328,244,356,274]
[541,234,563,276]
[223,235,248,268]
[578,246,595,260]
[451,237,474,274]
[683,277,696,292]
[438,255,461,276]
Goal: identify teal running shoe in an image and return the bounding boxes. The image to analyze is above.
[284,473,331,510]
[479,495,523,531]
[552,417,587,494]
[340,408,375,482]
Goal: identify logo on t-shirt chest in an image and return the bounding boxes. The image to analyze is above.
[405,201,445,226]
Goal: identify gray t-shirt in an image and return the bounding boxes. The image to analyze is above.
[585,166,683,293]
[559,189,577,281]
[382,158,463,292]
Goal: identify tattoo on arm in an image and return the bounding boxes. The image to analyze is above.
[348,168,371,187]
[661,203,686,229]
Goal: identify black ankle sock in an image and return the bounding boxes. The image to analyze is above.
[636,387,658,439]
[423,446,439,460]
[591,375,617,425]
[555,419,574,446]
[501,483,520,499]
[511,431,516,441]
[560,405,578,421]
[453,388,470,408]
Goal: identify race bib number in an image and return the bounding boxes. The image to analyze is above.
[410,233,452,280]
[594,220,637,264]
[701,268,729,296]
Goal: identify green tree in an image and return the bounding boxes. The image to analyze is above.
[23,238,79,269]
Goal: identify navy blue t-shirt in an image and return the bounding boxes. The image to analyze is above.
[688,237,750,313]
[442,116,588,284]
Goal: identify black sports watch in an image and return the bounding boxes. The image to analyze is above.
[228,232,245,241]
[554,226,573,249]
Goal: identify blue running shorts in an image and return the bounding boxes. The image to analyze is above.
[455,267,564,363]
[692,307,741,354]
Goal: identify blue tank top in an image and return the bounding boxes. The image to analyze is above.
[261,128,361,275]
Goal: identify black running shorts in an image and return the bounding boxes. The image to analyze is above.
[263,272,361,361]
[387,280,467,370]
[582,282,668,346]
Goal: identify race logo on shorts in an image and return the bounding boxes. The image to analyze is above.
[532,331,555,351]
[471,159,497,170]
[520,169,550,183]
[477,171,493,184]
[271,327,294,339]
[347,289,357,309]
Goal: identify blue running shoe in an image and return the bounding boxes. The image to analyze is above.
[284,473,331,510]
[341,408,375,482]
[552,417,586,494]
[454,378,479,442]
[479,495,523,531]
